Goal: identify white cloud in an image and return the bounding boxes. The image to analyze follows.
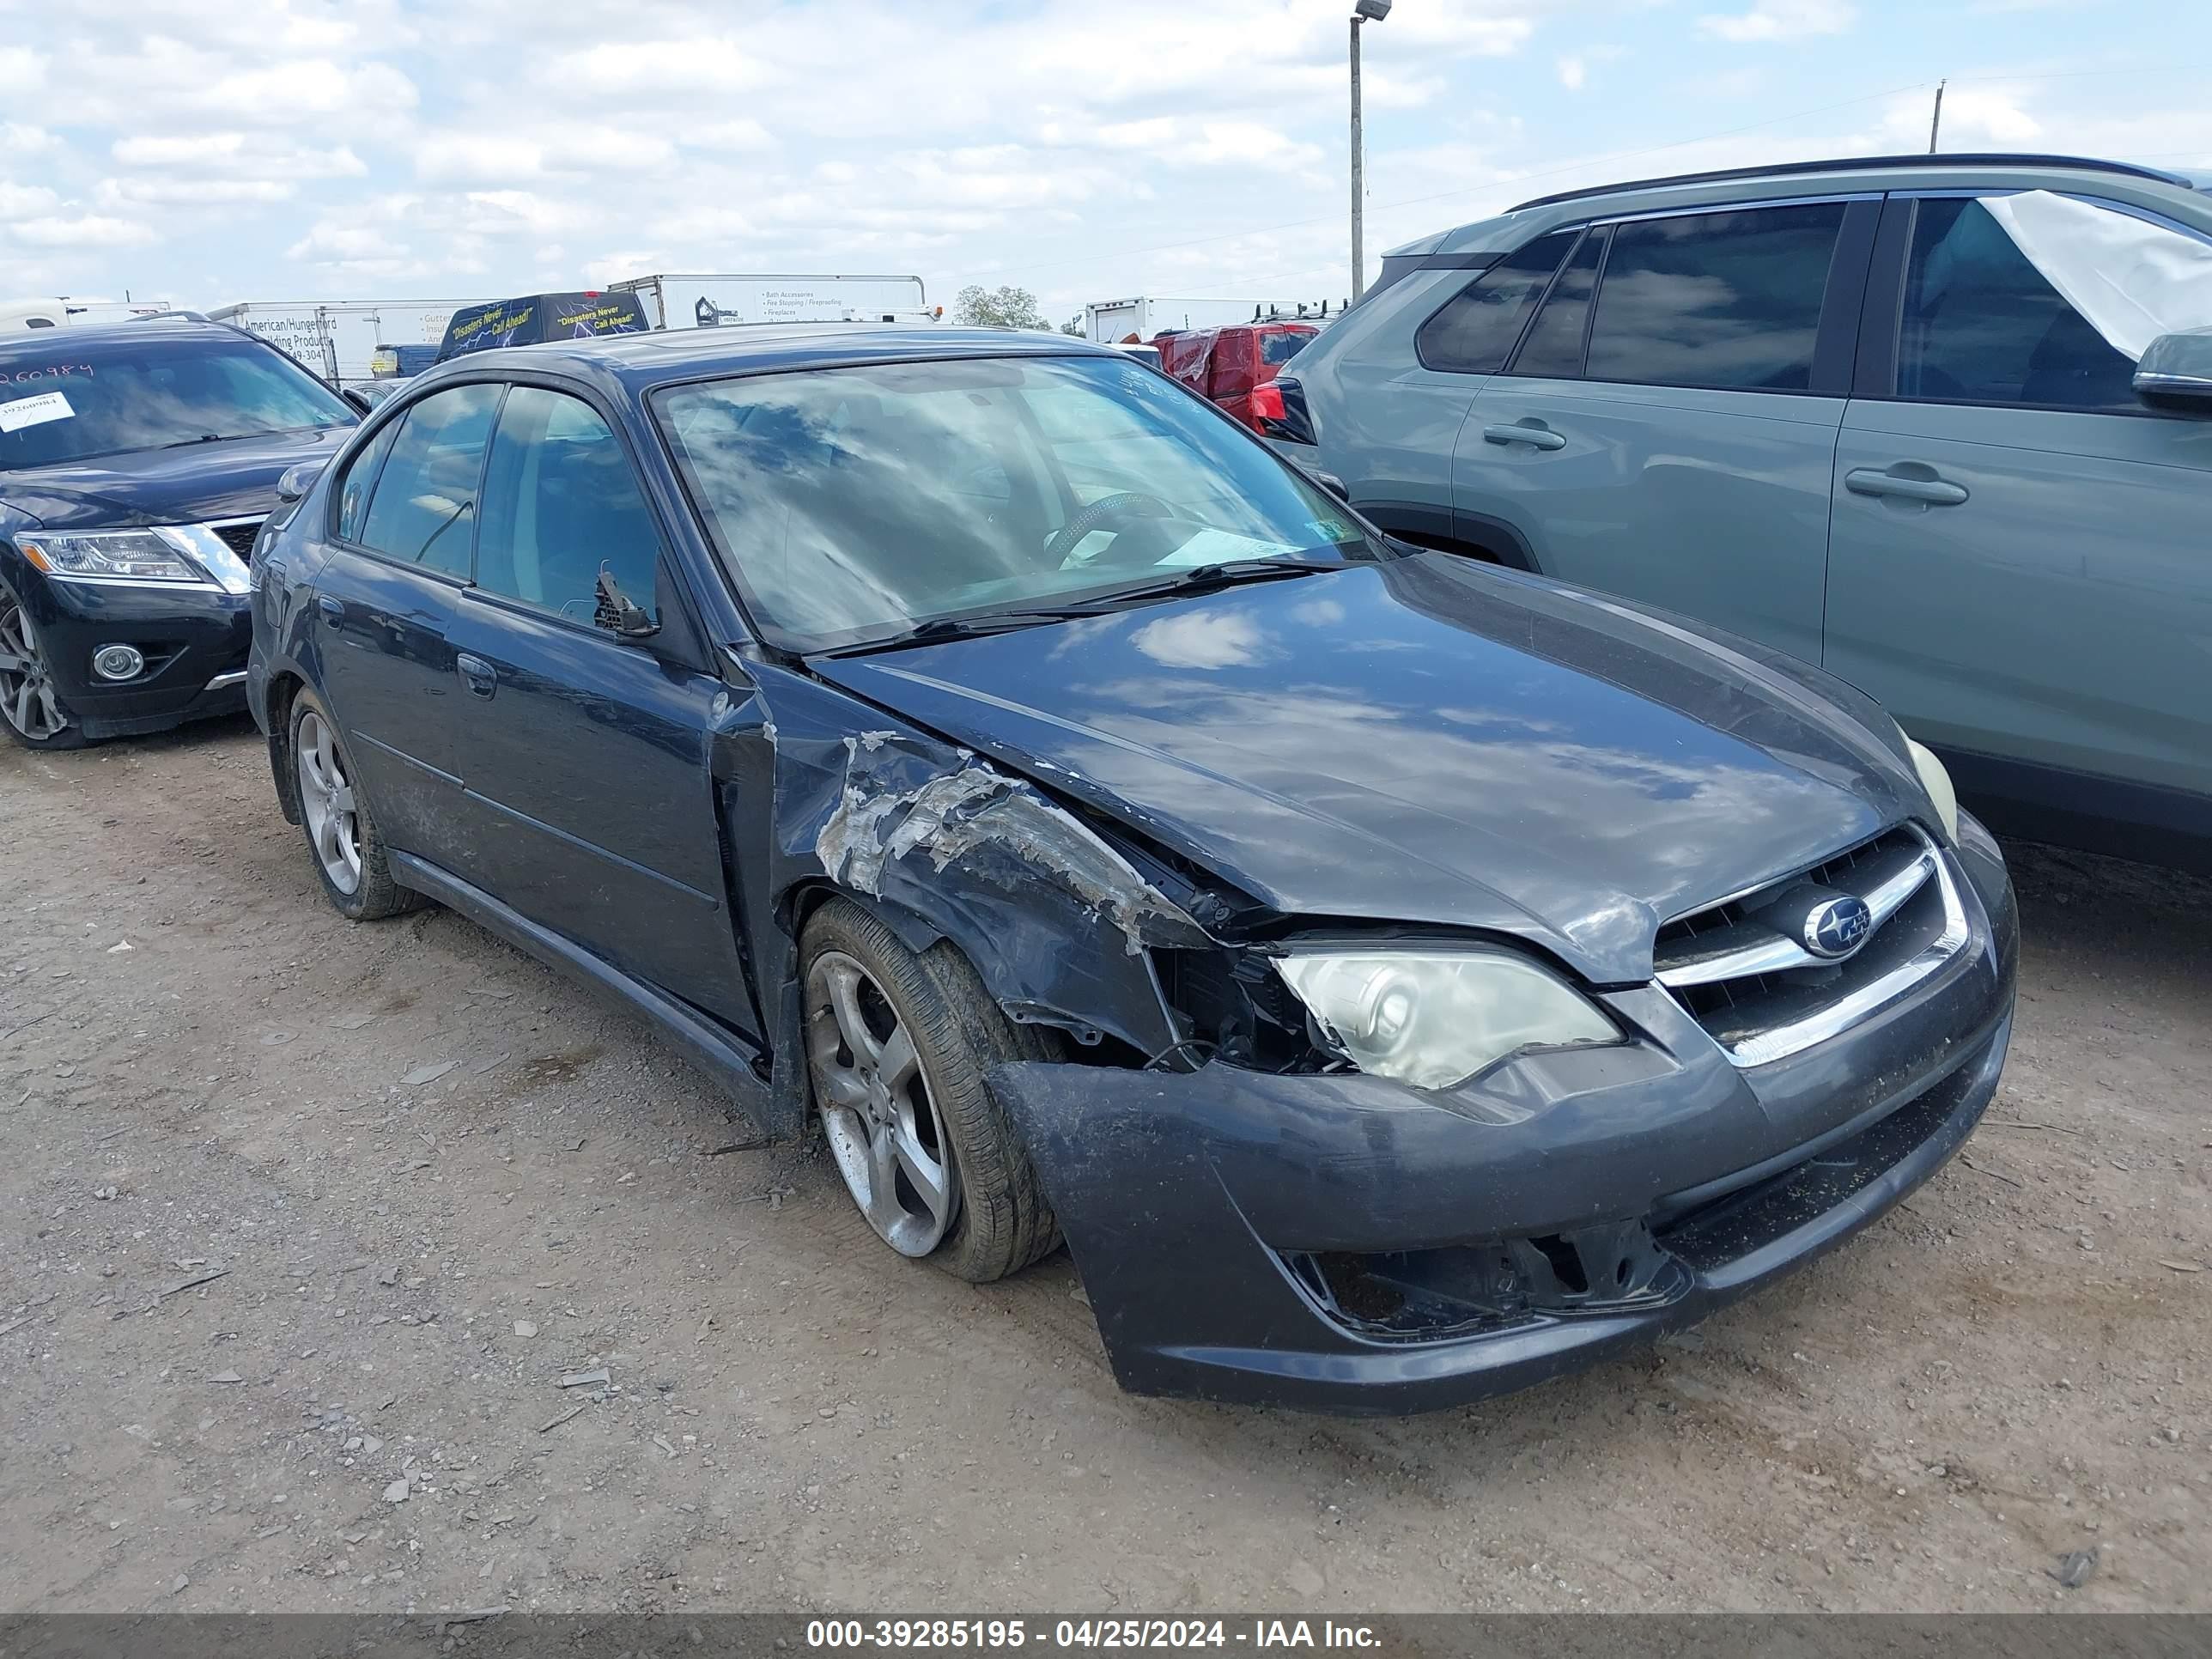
[3,123,58,155]
[545,38,763,94]
[1698,0,1858,42]
[0,183,62,220]
[1559,55,1588,91]
[97,177,296,206]
[12,215,160,248]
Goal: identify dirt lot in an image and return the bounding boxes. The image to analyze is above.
[1,714,2206,1615]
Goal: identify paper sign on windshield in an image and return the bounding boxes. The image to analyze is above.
[0,390,75,433]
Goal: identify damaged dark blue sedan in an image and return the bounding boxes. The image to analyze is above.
[247,325,2018,1413]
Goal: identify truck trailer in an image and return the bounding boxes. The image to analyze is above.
[611,273,936,331]
[205,297,492,386]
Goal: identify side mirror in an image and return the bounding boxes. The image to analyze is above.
[276,459,328,503]
[594,565,661,641]
[2134,329,2212,411]
[1309,470,1352,504]
[340,386,374,416]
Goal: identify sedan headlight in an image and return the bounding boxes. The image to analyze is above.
[19,529,210,585]
[1903,736,1960,844]
[1275,948,1618,1091]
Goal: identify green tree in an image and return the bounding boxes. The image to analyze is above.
[954,283,1048,330]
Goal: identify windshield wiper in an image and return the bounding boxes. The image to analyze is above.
[1052,556,1340,612]
[149,433,228,451]
[819,559,1343,659]
[822,606,1101,656]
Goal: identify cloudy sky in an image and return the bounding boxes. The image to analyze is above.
[3,0,2208,324]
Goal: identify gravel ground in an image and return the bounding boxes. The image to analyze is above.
[1,714,2206,1615]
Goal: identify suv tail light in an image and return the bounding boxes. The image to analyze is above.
[1255,375,1318,445]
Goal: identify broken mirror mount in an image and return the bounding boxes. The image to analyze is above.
[595,564,661,640]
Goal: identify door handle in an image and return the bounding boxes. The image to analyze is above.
[1481,422,1567,452]
[456,653,498,699]
[1844,467,1969,507]
[317,595,344,629]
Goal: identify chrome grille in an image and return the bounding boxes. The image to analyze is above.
[1654,826,1968,1066]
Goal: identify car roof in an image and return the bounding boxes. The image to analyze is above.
[434,324,1123,392]
[0,314,248,361]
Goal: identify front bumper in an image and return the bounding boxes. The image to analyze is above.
[17,568,252,740]
[994,817,2019,1414]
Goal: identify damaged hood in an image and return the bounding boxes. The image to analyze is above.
[810,552,1925,983]
[0,426,352,531]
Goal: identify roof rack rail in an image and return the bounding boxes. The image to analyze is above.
[1508,152,2191,214]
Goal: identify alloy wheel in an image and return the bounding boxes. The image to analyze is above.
[0,598,71,744]
[295,708,363,894]
[805,951,962,1256]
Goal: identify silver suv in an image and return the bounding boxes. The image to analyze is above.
[1267,153,2212,870]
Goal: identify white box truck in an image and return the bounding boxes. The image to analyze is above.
[612,274,936,330]
[1085,295,1341,343]
[205,298,492,386]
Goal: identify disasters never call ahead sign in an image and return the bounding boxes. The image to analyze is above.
[438,292,649,360]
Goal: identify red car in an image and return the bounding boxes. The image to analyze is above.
[1153,321,1316,430]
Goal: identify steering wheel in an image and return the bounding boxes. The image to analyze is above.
[1043,491,1179,567]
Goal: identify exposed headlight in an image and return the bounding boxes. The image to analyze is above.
[19,529,210,585]
[1904,736,1960,844]
[1275,947,1619,1091]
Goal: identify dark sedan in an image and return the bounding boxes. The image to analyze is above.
[248,325,2016,1413]
[0,318,359,747]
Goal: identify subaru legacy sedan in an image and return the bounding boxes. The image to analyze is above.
[248,325,2016,1413]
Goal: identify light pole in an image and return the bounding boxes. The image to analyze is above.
[1350,0,1391,303]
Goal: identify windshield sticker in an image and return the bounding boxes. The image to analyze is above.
[0,390,75,433]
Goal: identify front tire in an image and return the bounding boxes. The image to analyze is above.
[0,579,86,750]
[290,689,416,921]
[800,899,1060,1283]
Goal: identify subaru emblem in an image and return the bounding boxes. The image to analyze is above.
[1802,895,1874,960]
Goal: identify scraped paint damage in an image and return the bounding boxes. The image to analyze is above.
[815,736,1206,956]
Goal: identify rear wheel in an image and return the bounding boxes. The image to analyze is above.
[800,899,1060,1282]
[291,689,417,921]
[0,580,84,750]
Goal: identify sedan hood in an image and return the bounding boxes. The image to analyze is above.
[811,554,1926,984]
[0,426,352,531]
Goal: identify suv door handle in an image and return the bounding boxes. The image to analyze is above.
[1481,422,1567,452]
[1844,466,1969,507]
[317,595,344,628]
[456,653,498,699]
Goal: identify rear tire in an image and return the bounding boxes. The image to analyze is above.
[799,898,1060,1283]
[290,688,418,921]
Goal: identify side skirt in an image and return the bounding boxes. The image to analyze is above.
[387,850,780,1138]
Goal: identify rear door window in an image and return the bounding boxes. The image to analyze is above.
[1584,203,1846,392]
[356,383,501,577]
[1416,230,1578,374]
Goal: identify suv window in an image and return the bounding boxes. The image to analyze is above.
[1510,227,1607,380]
[1897,195,2172,412]
[356,382,501,577]
[1584,203,1845,392]
[1416,230,1577,374]
[476,387,663,627]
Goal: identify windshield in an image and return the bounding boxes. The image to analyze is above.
[653,353,1383,652]
[0,333,356,471]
